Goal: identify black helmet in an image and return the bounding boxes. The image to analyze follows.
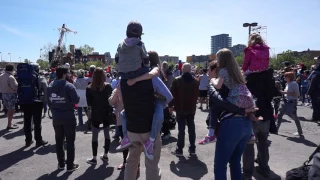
[126,21,143,37]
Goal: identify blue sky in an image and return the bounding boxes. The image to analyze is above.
[0,0,319,62]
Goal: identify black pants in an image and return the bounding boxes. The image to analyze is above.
[311,97,320,121]
[53,121,76,169]
[161,108,171,135]
[176,113,196,151]
[22,102,44,143]
[246,70,276,132]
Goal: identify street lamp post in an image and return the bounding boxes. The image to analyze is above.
[0,52,2,62]
[8,53,11,62]
[243,22,258,36]
[19,57,21,62]
[40,48,42,58]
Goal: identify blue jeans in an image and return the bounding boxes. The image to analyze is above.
[118,66,150,80]
[77,107,84,125]
[301,87,310,103]
[214,116,252,180]
[121,100,164,139]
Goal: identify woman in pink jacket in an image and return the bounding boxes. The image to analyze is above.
[242,33,278,134]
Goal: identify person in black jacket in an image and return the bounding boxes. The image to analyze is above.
[48,65,80,172]
[307,64,320,123]
[86,67,113,165]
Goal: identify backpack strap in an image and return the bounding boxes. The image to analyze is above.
[305,144,320,165]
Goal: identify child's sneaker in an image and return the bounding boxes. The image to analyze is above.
[116,136,132,151]
[198,136,216,145]
[273,114,278,119]
[143,140,154,160]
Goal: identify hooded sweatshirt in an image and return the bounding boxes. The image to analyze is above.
[242,44,270,72]
[48,80,80,123]
[115,37,148,73]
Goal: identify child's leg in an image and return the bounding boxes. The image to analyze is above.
[120,110,128,137]
[150,101,164,140]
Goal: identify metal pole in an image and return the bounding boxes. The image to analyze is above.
[40,49,42,58]
[249,26,251,36]
[0,52,2,61]
[19,57,21,62]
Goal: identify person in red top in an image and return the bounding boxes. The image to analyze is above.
[86,65,96,85]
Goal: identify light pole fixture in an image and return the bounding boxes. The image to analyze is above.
[8,53,11,62]
[19,57,21,62]
[243,22,258,36]
[40,48,42,58]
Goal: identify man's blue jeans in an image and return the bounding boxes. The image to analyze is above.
[214,116,252,180]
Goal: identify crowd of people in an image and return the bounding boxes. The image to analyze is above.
[0,21,319,180]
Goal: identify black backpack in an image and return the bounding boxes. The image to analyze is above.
[17,63,42,104]
[286,144,320,180]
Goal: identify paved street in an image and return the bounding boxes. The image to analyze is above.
[0,105,319,180]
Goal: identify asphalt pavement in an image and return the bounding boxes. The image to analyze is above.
[0,104,319,180]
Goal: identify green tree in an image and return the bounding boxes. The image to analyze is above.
[36,59,49,69]
[24,59,31,63]
[41,42,67,60]
[79,44,94,55]
[235,53,244,66]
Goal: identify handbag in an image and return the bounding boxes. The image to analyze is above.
[286,144,320,180]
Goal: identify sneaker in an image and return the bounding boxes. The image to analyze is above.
[293,132,303,136]
[161,133,171,141]
[198,136,216,145]
[25,140,34,147]
[273,114,278,119]
[58,164,65,170]
[116,136,132,151]
[171,149,183,157]
[86,158,97,165]
[66,164,80,173]
[143,140,154,160]
[36,140,48,147]
[100,154,109,163]
[188,148,196,155]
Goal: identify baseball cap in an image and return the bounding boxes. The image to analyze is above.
[127,21,144,36]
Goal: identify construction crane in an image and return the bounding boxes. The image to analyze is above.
[51,24,77,68]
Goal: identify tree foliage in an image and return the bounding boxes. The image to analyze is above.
[41,43,67,60]
[79,44,94,55]
[24,59,31,63]
[36,59,49,69]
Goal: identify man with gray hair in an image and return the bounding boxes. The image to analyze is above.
[169,63,199,156]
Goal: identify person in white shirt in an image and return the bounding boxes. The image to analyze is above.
[105,73,112,83]
[198,69,209,109]
[173,64,181,78]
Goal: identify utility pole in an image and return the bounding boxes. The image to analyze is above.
[243,22,258,36]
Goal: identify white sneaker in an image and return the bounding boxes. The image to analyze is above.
[293,132,303,136]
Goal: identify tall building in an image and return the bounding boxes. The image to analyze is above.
[211,34,232,54]
[230,44,246,57]
[159,55,179,64]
